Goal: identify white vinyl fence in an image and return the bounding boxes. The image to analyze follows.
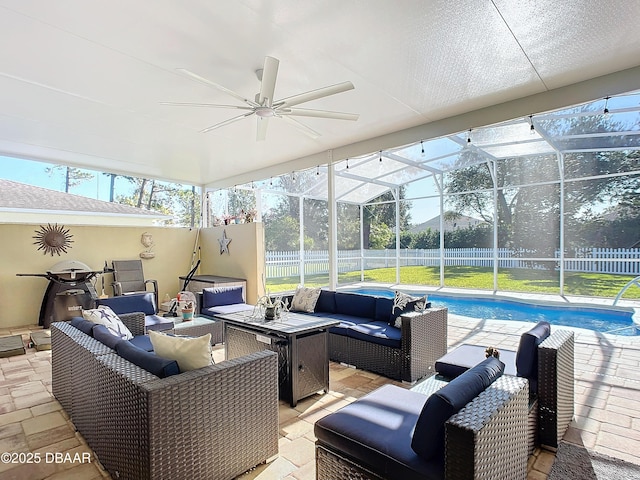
[266,248,640,278]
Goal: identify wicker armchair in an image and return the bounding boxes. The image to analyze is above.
[316,375,529,480]
[51,321,279,480]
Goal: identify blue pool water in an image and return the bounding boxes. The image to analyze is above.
[346,288,638,336]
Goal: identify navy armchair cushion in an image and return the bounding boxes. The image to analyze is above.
[335,292,376,319]
[315,290,336,314]
[97,292,156,315]
[70,317,96,336]
[374,297,394,323]
[202,286,244,307]
[115,340,180,378]
[411,357,505,460]
[92,324,122,349]
[515,321,551,383]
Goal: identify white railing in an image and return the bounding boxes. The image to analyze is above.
[265,247,640,278]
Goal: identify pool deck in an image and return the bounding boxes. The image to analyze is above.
[1,310,640,479]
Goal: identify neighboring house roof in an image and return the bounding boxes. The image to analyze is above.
[409,214,487,233]
[0,179,167,218]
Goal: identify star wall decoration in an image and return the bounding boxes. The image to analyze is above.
[218,229,232,255]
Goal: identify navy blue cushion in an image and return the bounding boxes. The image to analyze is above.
[128,335,154,352]
[516,321,551,382]
[315,290,336,314]
[348,321,402,349]
[92,324,122,349]
[374,297,394,322]
[315,385,442,480]
[97,292,156,315]
[70,317,95,336]
[334,292,376,319]
[435,344,517,379]
[202,286,244,307]
[326,314,372,336]
[411,357,505,460]
[115,341,179,378]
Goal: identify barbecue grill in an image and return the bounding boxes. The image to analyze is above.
[17,260,103,328]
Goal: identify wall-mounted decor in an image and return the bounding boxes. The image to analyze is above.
[139,232,155,259]
[218,229,232,255]
[32,223,74,256]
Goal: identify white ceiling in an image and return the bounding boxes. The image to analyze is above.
[1,0,640,189]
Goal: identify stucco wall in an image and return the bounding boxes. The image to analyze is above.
[0,222,264,328]
[199,223,265,304]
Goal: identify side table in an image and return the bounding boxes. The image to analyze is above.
[173,316,223,345]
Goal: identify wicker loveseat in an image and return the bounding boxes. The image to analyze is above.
[51,315,279,480]
[280,290,448,382]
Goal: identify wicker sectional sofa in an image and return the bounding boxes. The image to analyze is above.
[280,290,448,382]
[51,315,279,480]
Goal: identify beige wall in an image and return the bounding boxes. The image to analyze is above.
[0,222,265,328]
[199,223,265,304]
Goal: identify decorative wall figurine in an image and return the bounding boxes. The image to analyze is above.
[33,224,74,256]
[218,229,232,255]
[139,232,155,259]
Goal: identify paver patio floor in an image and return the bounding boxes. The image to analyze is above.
[1,314,638,479]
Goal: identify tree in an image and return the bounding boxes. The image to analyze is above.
[46,165,93,193]
[363,187,411,248]
[444,110,640,255]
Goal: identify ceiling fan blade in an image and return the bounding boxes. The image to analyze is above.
[280,116,320,139]
[258,56,279,106]
[160,101,254,110]
[200,111,255,134]
[256,117,269,141]
[279,107,359,121]
[276,81,354,108]
[176,68,258,107]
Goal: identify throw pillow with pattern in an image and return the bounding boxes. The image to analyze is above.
[83,305,134,340]
[290,286,321,313]
[389,291,428,328]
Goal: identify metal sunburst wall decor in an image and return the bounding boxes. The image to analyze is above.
[33,223,74,256]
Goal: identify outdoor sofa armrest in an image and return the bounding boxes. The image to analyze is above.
[118,312,146,336]
[445,375,529,479]
[538,329,574,450]
[400,307,448,382]
[93,349,279,479]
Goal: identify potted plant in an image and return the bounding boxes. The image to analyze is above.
[181,301,194,321]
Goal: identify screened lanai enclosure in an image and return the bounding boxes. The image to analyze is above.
[207,91,640,300]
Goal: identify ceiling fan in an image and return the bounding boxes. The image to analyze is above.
[162,56,359,141]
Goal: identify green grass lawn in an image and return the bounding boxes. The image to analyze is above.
[266,266,640,300]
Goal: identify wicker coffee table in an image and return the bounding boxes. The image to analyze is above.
[216,311,339,407]
[173,316,223,345]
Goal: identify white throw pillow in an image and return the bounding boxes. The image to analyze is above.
[83,306,133,340]
[290,286,321,313]
[148,330,213,372]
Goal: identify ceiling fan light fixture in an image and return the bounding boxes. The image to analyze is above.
[255,107,276,118]
[169,57,358,140]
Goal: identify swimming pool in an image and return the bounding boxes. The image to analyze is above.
[345,288,639,336]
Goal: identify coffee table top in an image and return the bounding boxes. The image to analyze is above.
[216,310,339,335]
[173,316,215,329]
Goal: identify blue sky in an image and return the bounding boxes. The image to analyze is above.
[1,154,438,224]
[0,155,123,201]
